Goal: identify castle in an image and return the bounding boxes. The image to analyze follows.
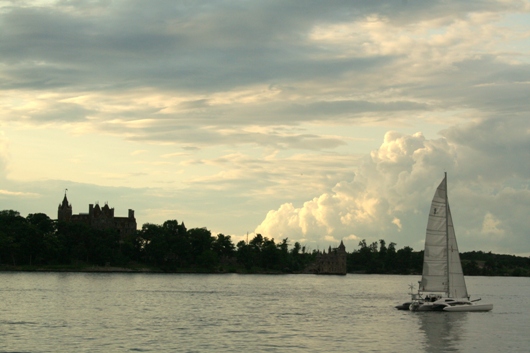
[58,193,137,236]
[307,241,347,275]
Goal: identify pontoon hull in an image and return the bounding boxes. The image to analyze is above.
[395,302,411,310]
[443,303,493,312]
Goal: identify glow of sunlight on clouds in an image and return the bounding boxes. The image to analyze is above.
[161,152,189,159]
[209,85,283,105]
[0,189,39,197]
[309,12,517,73]
[256,131,456,248]
[481,212,505,236]
[344,234,359,241]
[392,217,403,231]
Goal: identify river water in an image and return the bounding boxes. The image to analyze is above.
[0,272,528,352]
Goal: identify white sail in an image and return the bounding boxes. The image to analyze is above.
[447,205,468,298]
[419,174,468,299]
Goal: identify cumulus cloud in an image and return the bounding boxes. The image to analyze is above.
[256,131,455,248]
[256,128,530,254]
[481,212,504,236]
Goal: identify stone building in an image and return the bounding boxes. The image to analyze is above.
[307,241,347,275]
[57,193,137,236]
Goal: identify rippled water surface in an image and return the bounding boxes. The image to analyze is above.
[1,272,529,352]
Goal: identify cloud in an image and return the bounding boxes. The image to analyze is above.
[131,150,147,156]
[441,115,530,181]
[1,1,529,256]
[0,189,40,197]
[1,0,528,152]
[256,131,454,248]
[256,128,530,254]
[392,217,403,231]
[0,131,8,180]
[481,212,504,236]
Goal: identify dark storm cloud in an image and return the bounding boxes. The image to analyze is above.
[2,0,518,93]
[441,115,530,181]
[28,102,94,122]
[1,0,526,127]
[279,100,430,118]
[2,0,528,145]
[419,57,530,114]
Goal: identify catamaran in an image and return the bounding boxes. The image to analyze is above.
[396,173,493,312]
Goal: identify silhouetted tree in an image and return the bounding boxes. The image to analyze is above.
[212,233,235,259]
[188,227,215,267]
[0,210,25,265]
[236,240,254,270]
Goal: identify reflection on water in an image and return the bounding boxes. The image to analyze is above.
[0,273,528,352]
[416,312,468,352]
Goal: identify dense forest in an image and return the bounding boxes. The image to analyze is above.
[1,210,529,276]
[346,239,530,276]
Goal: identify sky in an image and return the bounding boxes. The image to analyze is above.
[1,0,530,256]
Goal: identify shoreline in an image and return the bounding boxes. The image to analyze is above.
[0,265,305,275]
[0,266,432,276]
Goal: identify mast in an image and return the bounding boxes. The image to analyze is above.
[445,172,450,297]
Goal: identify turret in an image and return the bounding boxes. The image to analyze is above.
[57,191,72,222]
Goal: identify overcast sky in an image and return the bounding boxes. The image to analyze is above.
[1,0,529,255]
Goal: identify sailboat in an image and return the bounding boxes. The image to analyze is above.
[396,173,493,312]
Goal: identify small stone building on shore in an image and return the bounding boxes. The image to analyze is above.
[306,241,347,275]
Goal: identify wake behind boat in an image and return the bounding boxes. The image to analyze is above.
[396,173,493,312]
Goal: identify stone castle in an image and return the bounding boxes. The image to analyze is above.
[58,193,137,236]
[307,241,347,275]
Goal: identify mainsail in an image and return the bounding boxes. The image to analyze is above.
[419,174,468,299]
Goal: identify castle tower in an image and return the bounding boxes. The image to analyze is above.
[57,193,137,235]
[57,191,72,222]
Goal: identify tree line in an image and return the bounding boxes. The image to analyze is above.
[1,209,529,276]
[347,239,530,277]
[0,210,315,273]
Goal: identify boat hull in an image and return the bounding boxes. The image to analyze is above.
[409,302,444,311]
[407,296,493,312]
[443,303,493,312]
[395,302,411,310]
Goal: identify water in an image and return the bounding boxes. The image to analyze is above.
[0,273,528,352]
